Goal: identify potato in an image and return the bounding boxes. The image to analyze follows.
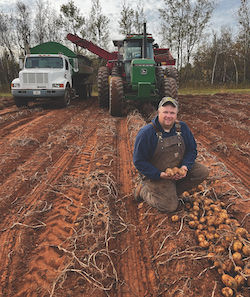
[193,205,200,212]
[214,246,225,254]
[234,274,245,288]
[197,224,204,230]
[171,215,179,222]
[165,168,174,176]
[221,287,233,297]
[178,167,186,175]
[182,191,190,198]
[242,244,250,256]
[208,226,215,232]
[197,184,204,191]
[234,266,242,273]
[189,220,198,228]
[205,233,214,241]
[214,232,220,239]
[232,252,242,262]
[189,213,197,220]
[218,224,231,231]
[244,267,250,286]
[172,167,180,175]
[236,227,248,237]
[204,198,213,205]
[198,234,206,242]
[199,240,209,248]
[221,274,237,289]
[207,252,215,260]
[229,219,240,227]
[221,260,233,273]
[233,240,243,252]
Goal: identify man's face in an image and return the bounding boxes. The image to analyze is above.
[158,104,178,129]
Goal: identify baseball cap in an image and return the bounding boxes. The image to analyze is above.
[158,97,178,109]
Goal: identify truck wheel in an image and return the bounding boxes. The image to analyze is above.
[98,66,109,108]
[163,77,178,100]
[14,97,28,108]
[109,76,123,117]
[61,87,71,107]
[165,66,179,86]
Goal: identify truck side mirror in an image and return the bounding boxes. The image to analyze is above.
[19,57,24,69]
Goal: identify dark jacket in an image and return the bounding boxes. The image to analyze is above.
[133,116,197,180]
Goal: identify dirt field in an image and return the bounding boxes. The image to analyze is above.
[0,94,249,297]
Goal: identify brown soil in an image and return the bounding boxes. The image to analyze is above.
[0,94,249,297]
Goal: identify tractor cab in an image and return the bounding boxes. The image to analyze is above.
[114,33,155,82]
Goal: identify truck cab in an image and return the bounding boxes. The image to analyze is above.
[11,53,73,107]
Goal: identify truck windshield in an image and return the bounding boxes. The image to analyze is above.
[124,40,154,60]
[25,57,63,69]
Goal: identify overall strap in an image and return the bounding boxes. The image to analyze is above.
[151,122,162,140]
[175,120,182,135]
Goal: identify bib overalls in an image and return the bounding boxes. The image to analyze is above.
[139,123,208,212]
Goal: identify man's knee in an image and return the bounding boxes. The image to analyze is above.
[156,195,179,213]
[190,162,209,181]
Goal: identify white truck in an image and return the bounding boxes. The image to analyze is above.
[11,41,93,107]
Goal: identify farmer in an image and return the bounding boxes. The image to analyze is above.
[133,97,209,212]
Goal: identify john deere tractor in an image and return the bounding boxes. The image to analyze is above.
[67,23,178,116]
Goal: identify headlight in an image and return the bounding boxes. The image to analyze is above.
[11,83,20,88]
[52,83,64,88]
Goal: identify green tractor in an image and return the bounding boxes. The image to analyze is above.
[67,23,178,116]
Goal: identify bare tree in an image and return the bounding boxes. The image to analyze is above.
[134,0,146,33]
[119,0,134,35]
[33,0,50,44]
[0,12,16,60]
[238,0,250,82]
[86,0,110,50]
[159,0,214,72]
[59,0,85,35]
[185,0,214,65]
[159,0,189,70]
[15,1,32,55]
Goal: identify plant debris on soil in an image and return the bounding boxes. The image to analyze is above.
[0,94,249,297]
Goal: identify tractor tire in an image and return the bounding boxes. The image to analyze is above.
[111,65,120,76]
[14,97,28,108]
[97,66,109,108]
[162,77,178,100]
[165,66,179,86]
[109,76,123,117]
[155,66,165,97]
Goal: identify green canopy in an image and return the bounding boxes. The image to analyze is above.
[30,42,76,58]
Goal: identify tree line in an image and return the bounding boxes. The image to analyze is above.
[0,0,249,91]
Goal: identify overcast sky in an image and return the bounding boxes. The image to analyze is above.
[0,0,242,42]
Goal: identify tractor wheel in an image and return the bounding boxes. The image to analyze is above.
[14,97,28,108]
[163,77,178,100]
[165,66,179,86]
[109,76,123,117]
[155,66,165,96]
[97,66,109,108]
[111,65,120,76]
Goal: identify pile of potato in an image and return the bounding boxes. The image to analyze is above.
[172,185,250,296]
[165,166,187,177]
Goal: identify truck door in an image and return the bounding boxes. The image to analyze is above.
[65,58,72,86]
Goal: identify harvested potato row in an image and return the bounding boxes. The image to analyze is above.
[178,186,250,295]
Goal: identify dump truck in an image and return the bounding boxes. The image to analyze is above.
[11,42,93,107]
[67,23,178,116]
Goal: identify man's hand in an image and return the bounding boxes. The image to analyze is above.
[160,166,188,180]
